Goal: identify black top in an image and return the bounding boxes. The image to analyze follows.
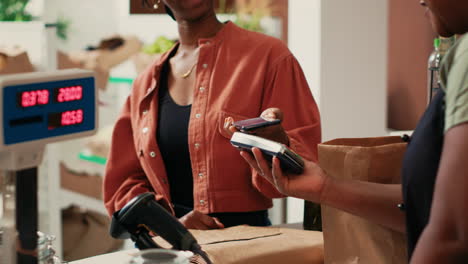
[156,61,194,209]
[155,56,271,227]
[402,90,445,258]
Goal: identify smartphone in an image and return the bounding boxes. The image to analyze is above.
[232,117,281,132]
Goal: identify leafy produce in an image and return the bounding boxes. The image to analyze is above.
[142,36,175,54]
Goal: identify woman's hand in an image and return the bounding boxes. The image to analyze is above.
[240,147,328,203]
[223,107,289,145]
[179,210,225,230]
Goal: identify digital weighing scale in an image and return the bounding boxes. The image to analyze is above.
[0,69,97,264]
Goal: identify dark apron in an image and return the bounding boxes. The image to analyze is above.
[402,90,445,258]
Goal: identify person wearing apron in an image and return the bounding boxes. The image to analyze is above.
[237,0,468,262]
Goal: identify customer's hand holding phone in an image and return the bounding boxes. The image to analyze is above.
[224,107,290,145]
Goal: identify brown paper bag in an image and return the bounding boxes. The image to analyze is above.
[318,136,408,264]
[62,35,142,91]
[73,226,323,264]
[154,225,324,264]
[0,47,35,74]
[60,163,103,200]
[58,50,109,91]
[62,206,123,261]
[96,35,142,70]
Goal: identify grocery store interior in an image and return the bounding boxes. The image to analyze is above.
[1,0,456,263]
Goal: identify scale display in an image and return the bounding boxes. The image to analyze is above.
[17,85,83,108]
[18,89,50,107]
[1,70,96,146]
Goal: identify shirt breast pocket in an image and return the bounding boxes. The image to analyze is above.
[217,111,251,139]
[211,111,253,190]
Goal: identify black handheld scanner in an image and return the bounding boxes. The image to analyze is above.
[109,193,200,252]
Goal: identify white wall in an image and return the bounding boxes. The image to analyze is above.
[287,0,388,223]
[43,0,119,51]
[320,0,388,141]
[0,22,49,69]
[288,0,322,107]
[290,0,388,143]
[43,0,178,52]
[287,1,321,223]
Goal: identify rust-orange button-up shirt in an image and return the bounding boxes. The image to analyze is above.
[104,22,321,216]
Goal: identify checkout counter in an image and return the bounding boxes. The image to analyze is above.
[70,192,324,264]
[71,225,324,264]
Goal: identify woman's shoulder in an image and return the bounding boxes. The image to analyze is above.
[440,35,468,89]
[224,21,291,56]
[444,35,468,67]
[441,34,468,132]
[447,35,468,66]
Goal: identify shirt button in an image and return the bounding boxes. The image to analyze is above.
[200,200,205,205]
[142,110,148,115]
[198,173,204,178]
[195,143,200,149]
[150,151,156,158]
[199,87,205,92]
[195,113,201,119]
[202,63,208,69]
[142,127,149,134]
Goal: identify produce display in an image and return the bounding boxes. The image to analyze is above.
[142,36,176,54]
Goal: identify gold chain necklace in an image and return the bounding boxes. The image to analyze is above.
[180,63,198,79]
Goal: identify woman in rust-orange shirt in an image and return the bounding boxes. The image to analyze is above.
[103,0,321,229]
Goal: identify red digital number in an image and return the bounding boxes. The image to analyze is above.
[61,109,84,126]
[21,89,49,107]
[57,86,83,103]
[37,90,49,105]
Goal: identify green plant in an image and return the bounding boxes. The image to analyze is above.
[0,0,71,41]
[55,16,71,41]
[234,13,264,33]
[0,0,33,21]
[142,36,176,54]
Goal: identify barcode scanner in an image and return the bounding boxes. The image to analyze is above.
[110,192,212,263]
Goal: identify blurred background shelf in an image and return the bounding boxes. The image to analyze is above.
[78,152,107,166]
[59,189,106,215]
